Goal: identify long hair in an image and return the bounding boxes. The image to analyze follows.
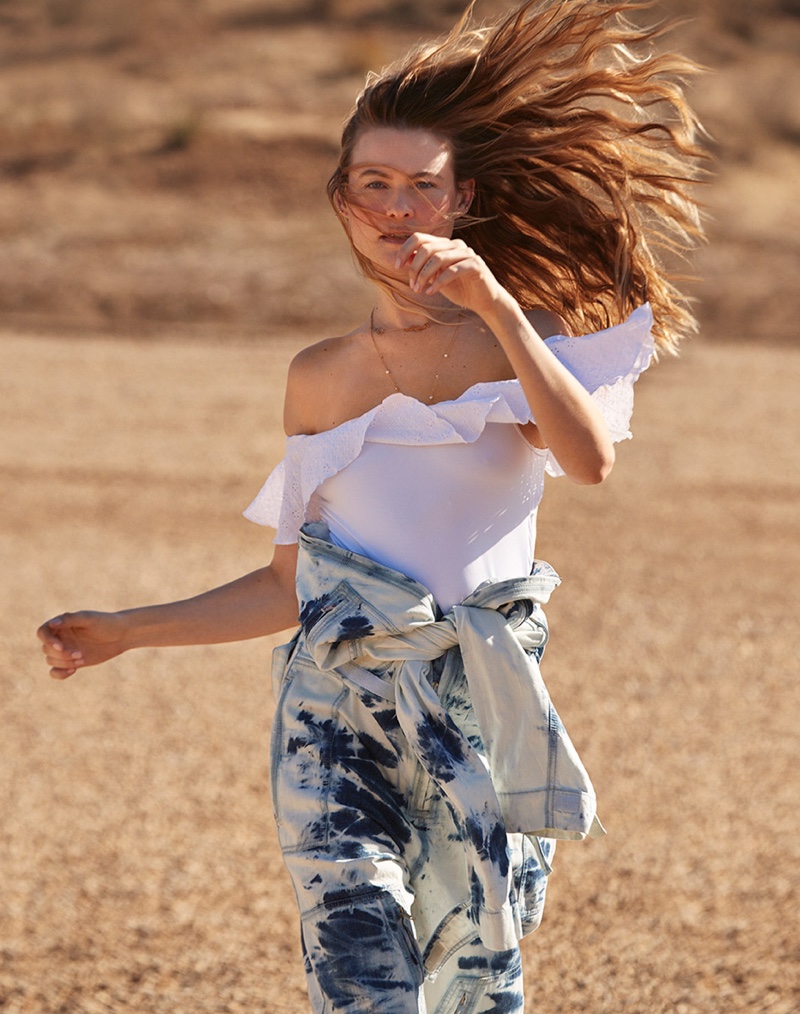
[328,0,708,353]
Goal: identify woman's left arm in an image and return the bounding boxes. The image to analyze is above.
[399,233,615,485]
[481,294,615,484]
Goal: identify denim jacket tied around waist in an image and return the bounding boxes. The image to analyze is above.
[274,522,604,951]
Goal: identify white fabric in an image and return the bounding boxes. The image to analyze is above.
[316,425,541,611]
[244,303,654,603]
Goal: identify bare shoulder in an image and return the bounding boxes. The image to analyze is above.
[524,307,571,339]
[283,331,362,436]
[288,333,352,381]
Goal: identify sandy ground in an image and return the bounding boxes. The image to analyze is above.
[2,1,800,1011]
[2,330,799,1013]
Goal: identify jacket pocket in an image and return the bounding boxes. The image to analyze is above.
[300,579,402,658]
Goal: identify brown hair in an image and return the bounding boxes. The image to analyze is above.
[328,0,708,353]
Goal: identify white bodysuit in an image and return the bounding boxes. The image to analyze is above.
[244,305,655,610]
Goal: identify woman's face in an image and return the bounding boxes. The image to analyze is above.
[338,126,472,280]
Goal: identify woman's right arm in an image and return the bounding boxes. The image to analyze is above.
[37,542,299,680]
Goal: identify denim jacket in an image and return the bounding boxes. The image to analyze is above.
[275,522,604,951]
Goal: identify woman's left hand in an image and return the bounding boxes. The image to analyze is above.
[395,233,507,318]
[397,234,614,485]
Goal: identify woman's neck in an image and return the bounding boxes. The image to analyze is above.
[370,293,462,333]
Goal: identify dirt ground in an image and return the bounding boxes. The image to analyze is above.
[2,2,799,1012]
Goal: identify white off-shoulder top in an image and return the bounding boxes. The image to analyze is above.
[245,304,655,610]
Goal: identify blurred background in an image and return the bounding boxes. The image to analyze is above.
[0,0,798,343]
[2,3,799,1013]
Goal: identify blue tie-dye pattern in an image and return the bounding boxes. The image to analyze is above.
[411,712,464,783]
[294,522,602,848]
[329,778,414,850]
[312,899,423,1009]
[352,730,400,769]
[464,817,510,879]
[458,955,490,971]
[336,613,375,641]
[298,593,332,635]
[469,867,486,924]
[482,990,525,1014]
[269,526,582,1012]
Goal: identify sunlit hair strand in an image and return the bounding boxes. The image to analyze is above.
[328,0,709,353]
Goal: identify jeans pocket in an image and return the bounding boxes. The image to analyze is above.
[302,892,425,1010]
[432,957,523,1014]
[271,657,348,854]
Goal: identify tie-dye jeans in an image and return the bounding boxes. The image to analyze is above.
[269,526,593,1012]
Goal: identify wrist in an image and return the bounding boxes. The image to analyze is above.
[474,289,528,334]
[116,606,155,652]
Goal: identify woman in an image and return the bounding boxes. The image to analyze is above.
[37,2,705,1010]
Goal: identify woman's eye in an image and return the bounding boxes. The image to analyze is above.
[416,180,435,190]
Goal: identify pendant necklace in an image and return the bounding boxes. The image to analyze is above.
[369,309,461,403]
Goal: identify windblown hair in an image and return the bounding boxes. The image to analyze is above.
[328,0,708,353]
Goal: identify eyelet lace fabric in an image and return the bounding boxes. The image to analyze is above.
[244,303,654,540]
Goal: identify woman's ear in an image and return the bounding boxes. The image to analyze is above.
[457,179,475,213]
[333,189,349,218]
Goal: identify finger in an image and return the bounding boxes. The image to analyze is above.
[395,232,442,269]
[37,617,64,647]
[416,251,475,294]
[50,666,77,680]
[423,259,477,296]
[414,247,470,284]
[40,637,70,657]
[44,649,83,667]
[403,236,459,275]
[401,243,461,292]
[41,624,84,662]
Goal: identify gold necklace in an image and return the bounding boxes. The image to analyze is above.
[369,309,461,403]
[371,313,433,335]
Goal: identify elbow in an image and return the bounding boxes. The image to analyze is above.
[571,444,615,485]
[596,443,616,482]
[592,450,615,484]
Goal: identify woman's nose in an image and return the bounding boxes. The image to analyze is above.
[385,189,414,218]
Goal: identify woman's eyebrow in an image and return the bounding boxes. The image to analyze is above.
[353,167,391,179]
[351,165,446,182]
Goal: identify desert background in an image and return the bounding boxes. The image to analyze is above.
[1,1,799,1011]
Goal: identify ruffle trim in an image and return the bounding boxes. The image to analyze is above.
[543,302,654,476]
[244,303,654,533]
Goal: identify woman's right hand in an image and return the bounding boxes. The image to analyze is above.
[37,611,130,680]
